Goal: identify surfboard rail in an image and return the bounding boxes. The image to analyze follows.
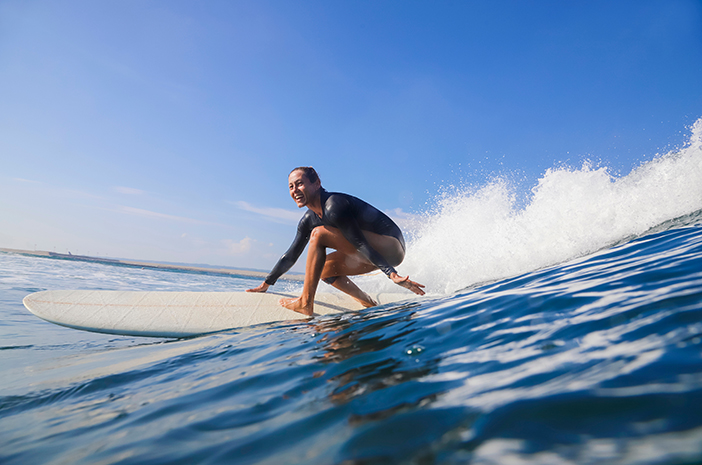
[23,290,409,338]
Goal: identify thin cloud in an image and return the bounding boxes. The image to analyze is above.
[11,178,106,200]
[118,206,205,224]
[386,207,422,222]
[223,237,254,254]
[112,205,238,230]
[114,186,145,195]
[232,201,301,223]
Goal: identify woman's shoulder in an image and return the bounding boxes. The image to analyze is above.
[323,191,355,213]
[298,208,323,228]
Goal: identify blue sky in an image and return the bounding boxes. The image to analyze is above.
[1,0,701,270]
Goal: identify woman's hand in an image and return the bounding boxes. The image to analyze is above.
[246,282,270,293]
[390,273,425,295]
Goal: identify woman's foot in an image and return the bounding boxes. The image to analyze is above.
[279,296,314,316]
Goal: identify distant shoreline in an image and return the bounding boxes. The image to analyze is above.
[0,247,303,282]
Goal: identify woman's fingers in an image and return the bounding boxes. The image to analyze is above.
[392,274,426,295]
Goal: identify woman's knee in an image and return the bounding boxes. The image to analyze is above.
[309,226,329,246]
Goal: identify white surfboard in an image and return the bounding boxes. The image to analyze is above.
[23,290,409,338]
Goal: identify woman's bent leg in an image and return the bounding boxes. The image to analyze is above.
[279,227,331,315]
[279,226,405,315]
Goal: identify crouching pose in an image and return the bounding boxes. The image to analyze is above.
[247,167,425,315]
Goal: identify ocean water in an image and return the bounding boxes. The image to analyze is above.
[2,121,702,464]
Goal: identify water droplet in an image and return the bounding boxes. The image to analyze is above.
[406,345,425,356]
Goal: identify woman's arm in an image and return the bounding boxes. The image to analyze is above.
[246,213,314,292]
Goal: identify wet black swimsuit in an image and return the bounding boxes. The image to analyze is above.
[264,190,405,285]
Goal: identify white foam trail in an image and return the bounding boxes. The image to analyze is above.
[392,118,702,294]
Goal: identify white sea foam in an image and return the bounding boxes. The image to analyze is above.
[389,118,702,294]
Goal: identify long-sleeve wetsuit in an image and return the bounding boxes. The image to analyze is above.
[264,189,405,285]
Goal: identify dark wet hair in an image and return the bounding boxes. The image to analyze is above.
[290,166,320,184]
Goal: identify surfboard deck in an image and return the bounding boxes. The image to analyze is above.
[23,290,409,338]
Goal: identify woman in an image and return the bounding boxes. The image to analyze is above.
[247,167,424,315]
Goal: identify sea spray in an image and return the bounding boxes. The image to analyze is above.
[379,118,702,294]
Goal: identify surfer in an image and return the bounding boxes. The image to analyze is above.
[247,167,425,315]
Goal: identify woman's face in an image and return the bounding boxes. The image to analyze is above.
[288,169,320,208]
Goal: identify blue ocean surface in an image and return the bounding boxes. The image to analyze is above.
[2,122,702,464]
[1,210,702,464]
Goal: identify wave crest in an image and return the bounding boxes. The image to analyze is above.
[400,118,702,294]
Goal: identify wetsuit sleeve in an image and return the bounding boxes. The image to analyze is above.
[264,214,313,285]
[325,195,398,277]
